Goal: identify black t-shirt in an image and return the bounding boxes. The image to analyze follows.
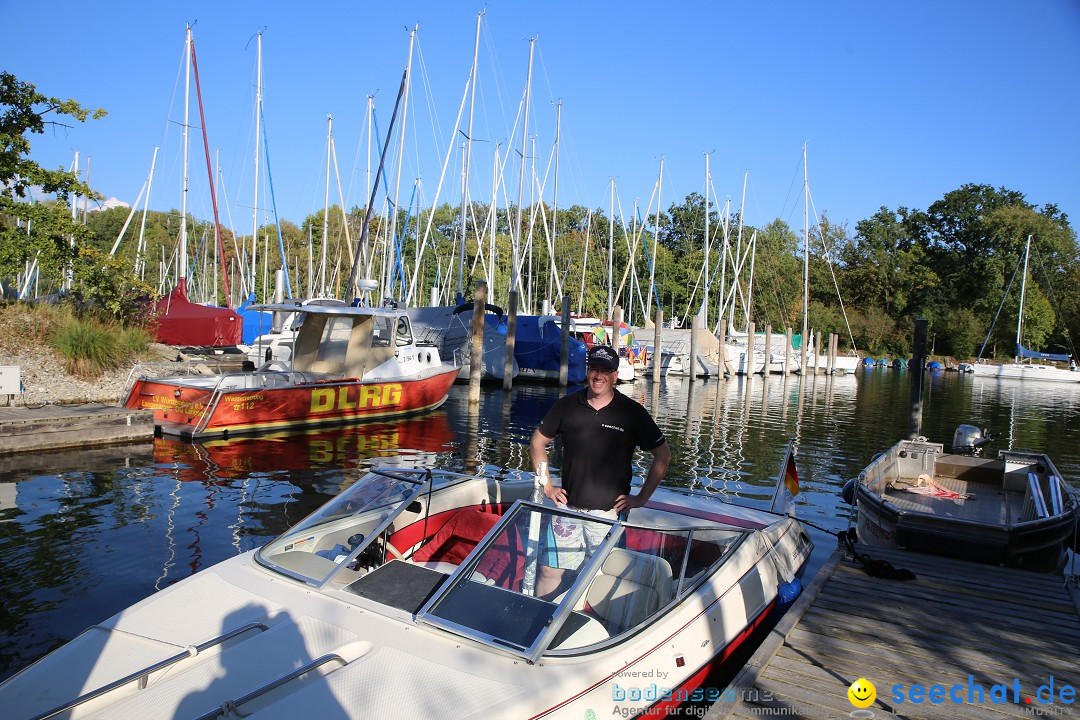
[537,388,666,510]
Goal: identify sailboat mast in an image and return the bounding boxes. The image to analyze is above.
[320,114,332,296]
[703,153,710,331]
[388,25,417,300]
[180,26,191,295]
[608,178,614,319]
[250,32,262,297]
[801,143,809,374]
[512,38,535,302]
[457,10,482,303]
[649,159,663,322]
[551,100,561,306]
[1016,233,1032,362]
[136,146,158,280]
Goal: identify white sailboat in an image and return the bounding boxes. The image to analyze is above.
[959,234,1079,383]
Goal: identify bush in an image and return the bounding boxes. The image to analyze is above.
[0,301,151,379]
[51,316,123,377]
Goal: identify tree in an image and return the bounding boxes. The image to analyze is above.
[0,72,106,295]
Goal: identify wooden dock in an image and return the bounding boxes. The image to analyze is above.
[708,544,1080,719]
[0,403,155,455]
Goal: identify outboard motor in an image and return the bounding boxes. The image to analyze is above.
[952,424,993,456]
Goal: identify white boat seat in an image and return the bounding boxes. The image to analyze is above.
[584,548,673,635]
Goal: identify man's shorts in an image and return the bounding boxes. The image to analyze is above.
[539,507,618,570]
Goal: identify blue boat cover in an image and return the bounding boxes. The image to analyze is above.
[513,315,587,383]
[237,293,274,344]
[1016,343,1070,363]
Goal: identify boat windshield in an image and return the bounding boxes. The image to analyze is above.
[256,469,439,584]
[417,501,744,662]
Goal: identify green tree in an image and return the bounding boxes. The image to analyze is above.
[0,72,106,294]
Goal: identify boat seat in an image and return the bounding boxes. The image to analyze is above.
[583,548,673,635]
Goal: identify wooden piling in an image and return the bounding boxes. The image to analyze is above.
[909,318,928,438]
[559,295,570,387]
[653,310,663,382]
[689,313,699,382]
[785,326,793,375]
[469,280,487,403]
[763,324,772,375]
[502,291,518,391]
[747,321,756,375]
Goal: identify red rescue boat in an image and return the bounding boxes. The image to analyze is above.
[124,303,460,440]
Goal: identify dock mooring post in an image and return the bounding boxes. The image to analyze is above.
[653,310,663,382]
[469,281,487,403]
[559,295,570,387]
[503,291,518,391]
[908,318,928,438]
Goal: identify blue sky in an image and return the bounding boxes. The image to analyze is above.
[5,0,1080,236]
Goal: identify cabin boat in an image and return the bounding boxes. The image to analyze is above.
[850,426,1077,572]
[0,467,812,720]
[123,304,459,440]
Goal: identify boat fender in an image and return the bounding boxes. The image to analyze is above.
[841,479,857,505]
[777,578,802,607]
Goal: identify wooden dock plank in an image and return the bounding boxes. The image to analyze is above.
[0,403,154,454]
[706,545,1080,720]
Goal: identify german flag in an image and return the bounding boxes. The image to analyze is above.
[770,444,800,515]
[783,452,800,498]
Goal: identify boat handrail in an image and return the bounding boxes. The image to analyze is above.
[191,653,346,720]
[28,622,268,720]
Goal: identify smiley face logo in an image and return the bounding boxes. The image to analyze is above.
[848,678,876,708]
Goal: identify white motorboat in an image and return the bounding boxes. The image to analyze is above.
[848,425,1077,572]
[1,468,812,720]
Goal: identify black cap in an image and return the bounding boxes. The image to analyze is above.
[587,344,619,372]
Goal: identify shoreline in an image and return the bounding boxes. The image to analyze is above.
[0,344,182,407]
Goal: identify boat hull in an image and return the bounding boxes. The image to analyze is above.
[853,439,1076,572]
[961,362,1080,383]
[125,367,459,439]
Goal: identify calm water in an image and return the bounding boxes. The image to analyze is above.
[1,369,1078,682]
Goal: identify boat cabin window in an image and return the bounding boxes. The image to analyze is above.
[256,469,463,585]
[417,503,746,661]
[395,317,413,347]
[371,316,394,347]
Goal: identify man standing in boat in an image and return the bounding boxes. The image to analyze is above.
[529,344,671,600]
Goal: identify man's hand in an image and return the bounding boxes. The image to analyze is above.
[614,493,646,514]
[543,482,568,506]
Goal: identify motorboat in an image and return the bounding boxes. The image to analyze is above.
[848,425,1077,572]
[123,303,459,440]
[0,467,813,719]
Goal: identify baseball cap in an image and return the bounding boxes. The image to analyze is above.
[587,344,619,372]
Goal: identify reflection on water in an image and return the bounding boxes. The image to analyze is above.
[0,370,1077,681]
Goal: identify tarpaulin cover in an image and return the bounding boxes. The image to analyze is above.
[237,292,274,344]
[152,284,242,347]
[513,315,587,383]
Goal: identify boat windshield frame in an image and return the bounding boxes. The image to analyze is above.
[415,500,748,664]
[416,500,620,663]
[255,468,439,586]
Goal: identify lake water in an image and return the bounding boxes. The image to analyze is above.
[1,369,1078,682]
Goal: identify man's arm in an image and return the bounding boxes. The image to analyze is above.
[614,440,671,513]
[530,427,567,505]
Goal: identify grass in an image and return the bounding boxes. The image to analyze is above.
[0,301,151,379]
